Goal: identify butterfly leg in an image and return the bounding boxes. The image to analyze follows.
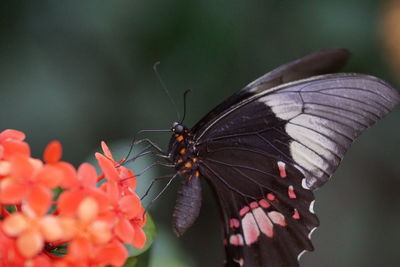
[141,173,177,200]
[118,144,154,166]
[133,138,169,157]
[119,138,173,169]
[135,161,175,177]
[142,173,179,216]
[148,173,178,204]
[121,136,171,166]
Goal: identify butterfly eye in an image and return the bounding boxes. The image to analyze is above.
[174,124,184,133]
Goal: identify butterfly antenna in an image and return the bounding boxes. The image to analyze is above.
[180,89,191,124]
[153,62,181,121]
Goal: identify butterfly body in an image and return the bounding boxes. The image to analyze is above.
[169,122,203,236]
[163,49,400,266]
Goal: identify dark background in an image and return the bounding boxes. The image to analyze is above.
[0,1,399,266]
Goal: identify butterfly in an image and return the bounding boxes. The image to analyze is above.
[147,49,399,267]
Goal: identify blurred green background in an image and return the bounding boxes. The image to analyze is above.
[1,1,399,266]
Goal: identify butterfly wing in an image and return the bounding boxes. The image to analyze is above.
[195,73,399,190]
[200,148,318,267]
[194,73,399,266]
[192,48,350,134]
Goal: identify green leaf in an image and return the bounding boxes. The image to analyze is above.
[49,243,68,257]
[3,205,17,213]
[124,257,138,267]
[126,213,157,257]
[147,225,193,267]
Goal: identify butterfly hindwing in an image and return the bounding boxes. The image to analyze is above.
[200,149,318,267]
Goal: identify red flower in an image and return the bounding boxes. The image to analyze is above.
[96,149,146,249]
[43,140,78,189]
[0,155,54,216]
[100,141,137,194]
[0,129,30,160]
[57,163,109,217]
[2,212,67,258]
[0,129,148,266]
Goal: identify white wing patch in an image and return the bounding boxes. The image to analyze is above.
[241,212,260,245]
[257,75,399,190]
[253,207,274,238]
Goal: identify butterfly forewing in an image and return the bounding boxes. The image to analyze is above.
[194,74,400,190]
[191,49,350,134]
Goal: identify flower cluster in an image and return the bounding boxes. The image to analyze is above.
[0,129,146,266]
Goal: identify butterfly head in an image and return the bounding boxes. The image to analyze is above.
[171,122,185,134]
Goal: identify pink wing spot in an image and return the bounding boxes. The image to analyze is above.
[229,234,244,246]
[253,207,274,238]
[259,199,270,208]
[239,206,250,217]
[250,201,259,209]
[234,258,244,266]
[230,218,240,228]
[268,211,287,227]
[288,185,296,199]
[292,208,300,219]
[241,213,260,245]
[277,161,287,178]
[267,193,276,201]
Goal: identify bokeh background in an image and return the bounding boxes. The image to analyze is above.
[1,1,400,266]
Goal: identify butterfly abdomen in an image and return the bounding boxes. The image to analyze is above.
[172,175,202,236]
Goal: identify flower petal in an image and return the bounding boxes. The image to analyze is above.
[0,178,28,204]
[77,163,97,188]
[119,194,141,218]
[95,153,119,182]
[54,162,78,188]
[35,165,63,188]
[26,185,53,216]
[17,230,44,258]
[88,188,110,213]
[115,218,134,243]
[0,129,26,142]
[59,217,77,240]
[66,236,91,262]
[119,166,136,191]
[102,181,119,204]
[77,197,98,223]
[100,141,114,160]
[30,254,52,267]
[132,225,146,249]
[0,226,25,265]
[43,141,62,164]
[2,140,30,159]
[94,239,128,267]
[10,155,35,181]
[39,216,64,242]
[2,213,29,236]
[0,161,11,176]
[88,220,112,244]
[57,190,84,217]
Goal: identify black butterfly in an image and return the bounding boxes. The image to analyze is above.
[145,49,399,267]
